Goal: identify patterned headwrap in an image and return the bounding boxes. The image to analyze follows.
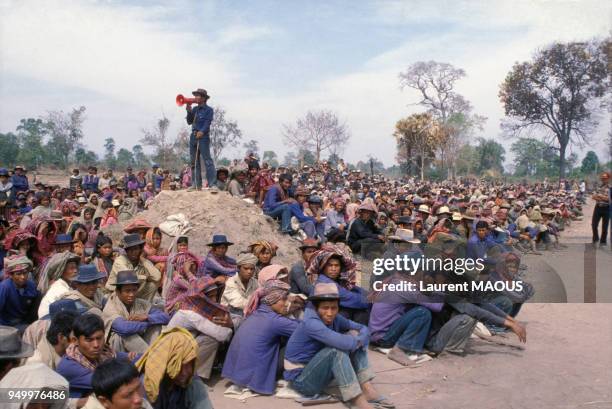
[171,251,200,277]
[166,276,228,322]
[306,243,358,290]
[3,254,33,277]
[3,228,35,251]
[247,240,278,257]
[236,252,258,267]
[243,279,290,317]
[257,264,289,286]
[135,328,198,403]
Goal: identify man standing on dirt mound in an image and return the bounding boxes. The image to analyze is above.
[186,88,215,191]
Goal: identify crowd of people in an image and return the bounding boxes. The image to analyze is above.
[0,88,608,409]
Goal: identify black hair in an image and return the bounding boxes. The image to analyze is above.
[279,173,293,183]
[177,236,189,245]
[93,234,113,258]
[0,359,20,375]
[92,358,140,400]
[312,299,339,309]
[46,310,79,346]
[68,222,87,239]
[476,220,489,229]
[72,313,104,338]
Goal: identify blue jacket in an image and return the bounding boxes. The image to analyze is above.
[82,175,99,192]
[283,308,368,381]
[263,185,288,213]
[222,304,298,394]
[314,275,369,310]
[0,278,39,326]
[467,233,497,264]
[110,308,170,336]
[10,174,28,194]
[186,105,214,135]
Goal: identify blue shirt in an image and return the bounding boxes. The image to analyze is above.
[283,308,368,381]
[82,175,99,191]
[263,185,287,212]
[187,105,214,135]
[467,233,497,264]
[10,174,28,194]
[110,308,170,336]
[0,278,39,326]
[222,304,298,394]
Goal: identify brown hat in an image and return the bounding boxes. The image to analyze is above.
[357,202,377,213]
[192,88,210,99]
[299,238,320,251]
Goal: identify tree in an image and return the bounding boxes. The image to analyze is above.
[262,150,279,168]
[455,144,479,176]
[104,138,117,169]
[393,113,446,180]
[116,148,135,170]
[0,133,20,167]
[173,128,191,168]
[132,145,150,169]
[399,61,486,178]
[298,149,316,166]
[283,152,299,167]
[283,110,351,163]
[44,106,87,168]
[243,139,260,158]
[475,138,505,174]
[74,148,98,167]
[499,39,610,179]
[16,118,47,169]
[210,106,242,164]
[581,151,600,174]
[140,115,177,170]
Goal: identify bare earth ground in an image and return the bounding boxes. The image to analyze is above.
[207,199,612,409]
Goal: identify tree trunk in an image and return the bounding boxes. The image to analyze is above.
[559,142,567,184]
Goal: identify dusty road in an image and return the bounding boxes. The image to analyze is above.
[207,199,612,409]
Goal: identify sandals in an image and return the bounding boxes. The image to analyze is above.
[368,396,396,409]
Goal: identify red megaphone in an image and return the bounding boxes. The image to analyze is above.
[176,94,197,106]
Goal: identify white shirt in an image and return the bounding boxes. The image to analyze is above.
[38,279,71,318]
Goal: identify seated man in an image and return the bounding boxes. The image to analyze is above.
[0,255,39,332]
[284,283,394,409]
[106,234,161,303]
[347,203,385,258]
[56,314,136,400]
[289,239,320,296]
[262,173,295,235]
[60,264,106,315]
[38,252,81,318]
[166,276,234,381]
[22,299,83,352]
[103,271,169,353]
[88,358,145,409]
[135,327,214,409]
[27,310,79,370]
[221,253,259,320]
[201,234,237,281]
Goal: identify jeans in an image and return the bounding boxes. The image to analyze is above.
[301,220,316,238]
[292,347,374,402]
[265,204,292,233]
[189,133,216,188]
[378,306,432,353]
[427,313,476,354]
[592,204,610,244]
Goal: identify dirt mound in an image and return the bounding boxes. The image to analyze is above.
[122,190,302,266]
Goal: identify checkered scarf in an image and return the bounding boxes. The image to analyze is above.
[306,243,358,290]
[243,279,290,317]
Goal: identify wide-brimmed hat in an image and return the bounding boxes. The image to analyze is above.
[451,212,463,221]
[299,238,321,250]
[123,218,152,234]
[122,233,145,248]
[417,204,430,214]
[0,326,34,359]
[14,165,25,171]
[73,264,106,283]
[54,234,75,246]
[357,202,377,213]
[308,282,340,302]
[388,228,421,244]
[207,234,234,246]
[115,270,140,286]
[192,88,210,98]
[0,168,8,176]
[436,205,451,215]
[397,216,413,226]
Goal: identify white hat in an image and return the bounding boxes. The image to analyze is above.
[436,205,451,215]
[388,228,421,244]
[417,204,430,214]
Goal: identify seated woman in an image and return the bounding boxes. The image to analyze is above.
[308,244,369,325]
[222,279,298,395]
[144,227,169,282]
[103,271,169,353]
[284,283,394,409]
[201,234,237,282]
[91,234,114,283]
[0,255,39,331]
[135,328,214,409]
[57,314,136,400]
[247,240,277,277]
[38,252,81,318]
[165,275,234,381]
[221,253,259,322]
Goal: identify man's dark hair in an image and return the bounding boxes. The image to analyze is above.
[46,310,79,346]
[177,236,189,245]
[92,358,140,400]
[73,314,104,338]
[476,220,489,229]
[279,173,293,183]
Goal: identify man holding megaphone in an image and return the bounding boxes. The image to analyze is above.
[185,88,215,190]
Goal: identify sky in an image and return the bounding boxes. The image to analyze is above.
[0,0,610,168]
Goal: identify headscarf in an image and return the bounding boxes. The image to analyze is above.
[236,252,258,267]
[247,240,278,258]
[37,251,79,293]
[3,254,33,278]
[166,276,228,321]
[306,243,358,290]
[3,228,35,251]
[27,216,56,256]
[257,264,289,286]
[135,327,198,403]
[144,227,168,257]
[243,279,290,317]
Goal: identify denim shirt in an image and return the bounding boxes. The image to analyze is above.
[186,105,214,135]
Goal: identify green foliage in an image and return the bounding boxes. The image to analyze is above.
[580,151,600,174]
[132,145,150,169]
[475,138,505,174]
[104,138,117,169]
[0,133,20,167]
[455,144,479,176]
[116,148,135,170]
[15,118,48,169]
[217,157,231,167]
[74,148,98,166]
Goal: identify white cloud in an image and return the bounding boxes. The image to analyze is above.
[217,25,274,46]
